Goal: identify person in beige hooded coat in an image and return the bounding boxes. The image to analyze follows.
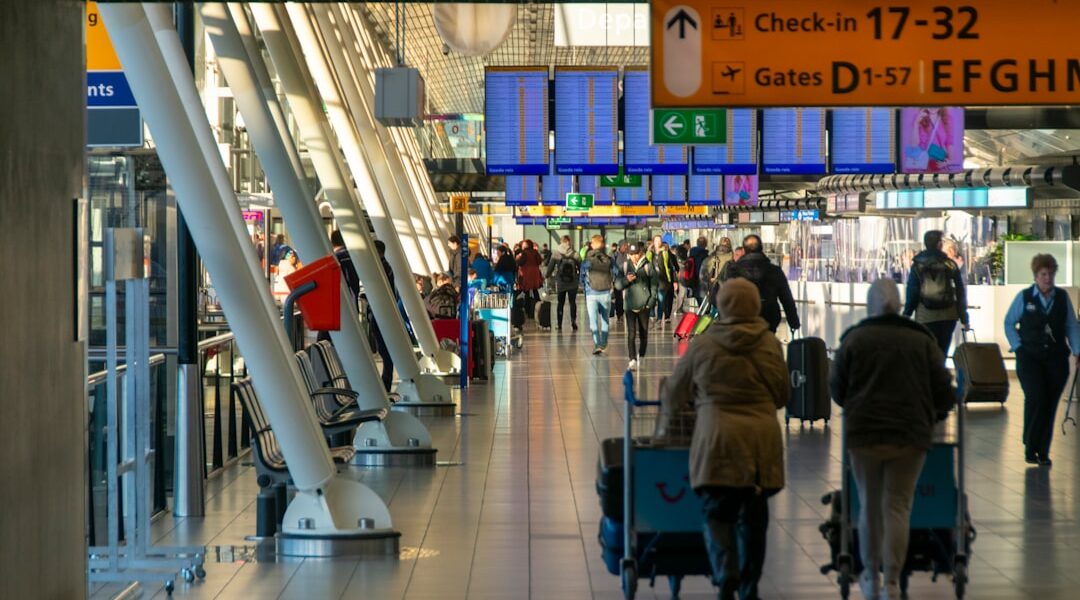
[661,278,789,600]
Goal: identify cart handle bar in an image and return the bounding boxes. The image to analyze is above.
[623,371,661,408]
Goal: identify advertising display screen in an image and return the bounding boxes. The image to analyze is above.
[576,176,614,206]
[762,108,827,175]
[554,67,619,175]
[724,175,759,207]
[900,107,965,174]
[542,155,574,204]
[504,176,540,206]
[688,175,723,206]
[831,108,896,174]
[624,69,688,175]
[485,68,549,175]
[691,109,757,175]
[650,175,687,206]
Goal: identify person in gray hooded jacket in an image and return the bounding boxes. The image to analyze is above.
[545,235,580,330]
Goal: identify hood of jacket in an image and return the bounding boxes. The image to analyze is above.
[551,242,574,260]
[708,317,772,352]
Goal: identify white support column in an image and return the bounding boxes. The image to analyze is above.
[266,4,460,386]
[284,4,457,374]
[200,3,400,414]
[100,3,393,539]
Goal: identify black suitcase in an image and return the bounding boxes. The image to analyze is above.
[953,329,1008,404]
[786,335,831,426]
[537,300,552,329]
[471,320,493,380]
[511,293,526,328]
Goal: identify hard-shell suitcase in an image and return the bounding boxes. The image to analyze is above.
[676,299,712,339]
[511,293,526,328]
[431,318,475,378]
[471,319,493,380]
[954,328,1008,404]
[690,310,714,337]
[537,300,552,329]
[786,335,831,426]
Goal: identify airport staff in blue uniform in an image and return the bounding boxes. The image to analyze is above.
[1004,253,1080,466]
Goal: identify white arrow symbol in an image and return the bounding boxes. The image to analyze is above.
[663,114,685,137]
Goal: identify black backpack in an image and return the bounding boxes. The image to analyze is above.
[916,258,957,309]
[558,258,577,284]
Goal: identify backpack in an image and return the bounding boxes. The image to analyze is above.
[679,256,697,285]
[587,252,614,291]
[557,258,577,284]
[916,258,957,309]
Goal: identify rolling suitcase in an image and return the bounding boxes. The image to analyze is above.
[537,299,552,330]
[786,334,831,426]
[675,298,710,339]
[472,319,493,380]
[690,312,714,337]
[511,293,526,329]
[953,328,1008,404]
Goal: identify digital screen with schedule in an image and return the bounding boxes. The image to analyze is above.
[504,176,540,206]
[624,69,688,175]
[831,107,896,174]
[484,68,549,175]
[762,108,827,175]
[688,175,723,206]
[691,109,757,175]
[554,67,619,175]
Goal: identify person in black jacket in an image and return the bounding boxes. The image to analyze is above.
[318,231,361,344]
[830,278,954,600]
[724,235,800,334]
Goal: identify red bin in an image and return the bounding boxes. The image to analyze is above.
[284,254,342,331]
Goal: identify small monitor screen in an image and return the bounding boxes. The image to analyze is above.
[650,175,687,206]
[688,174,723,206]
[504,176,540,206]
[724,175,758,207]
[542,154,574,205]
[899,107,965,174]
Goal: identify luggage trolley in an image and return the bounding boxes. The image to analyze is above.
[474,290,520,356]
[596,372,711,600]
[820,401,974,599]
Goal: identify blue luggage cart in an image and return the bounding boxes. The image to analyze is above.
[820,400,974,598]
[595,372,712,600]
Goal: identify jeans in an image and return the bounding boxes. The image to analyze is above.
[556,288,578,328]
[1017,349,1070,458]
[923,319,957,357]
[585,292,610,347]
[849,444,927,585]
[698,487,770,600]
[626,309,650,360]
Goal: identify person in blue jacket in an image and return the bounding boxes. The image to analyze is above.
[1004,253,1080,466]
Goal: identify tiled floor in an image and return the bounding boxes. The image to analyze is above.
[94,315,1080,599]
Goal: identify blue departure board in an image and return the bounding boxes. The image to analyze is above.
[504,176,540,206]
[691,109,758,175]
[831,108,896,174]
[614,176,650,206]
[762,108,827,175]
[554,67,619,175]
[576,176,614,206]
[650,175,686,206]
[542,155,574,205]
[688,175,723,206]
[623,69,688,175]
[485,67,549,175]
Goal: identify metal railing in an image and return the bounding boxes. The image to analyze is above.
[197,332,250,475]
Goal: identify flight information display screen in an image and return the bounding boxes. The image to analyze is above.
[691,108,757,175]
[504,176,540,206]
[484,67,549,175]
[576,176,614,206]
[831,108,896,174]
[542,155,574,205]
[554,67,619,175]
[650,175,687,206]
[688,175,723,206]
[762,108,827,175]
[614,176,650,206]
[624,69,688,175]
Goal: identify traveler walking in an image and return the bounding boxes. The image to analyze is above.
[902,230,968,356]
[545,235,580,331]
[581,235,615,354]
[1004,253,1080,466]
[662,278,788,600]
[617,242,657,370]
[610,240,628,321]
[830,278,954,600]
[647,236,679,325]
[516,239,545,309]
[701,237,734,297]
[725,235,800,334]
[687,236,710,301]
[370,239,397,392]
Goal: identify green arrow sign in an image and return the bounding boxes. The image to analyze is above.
[566,193,594,212]
[652,108,727,145]
[546,217,570,229]
[600,165,642,188]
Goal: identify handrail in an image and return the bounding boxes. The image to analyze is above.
[198,331,236,350]
[87,353,167,387]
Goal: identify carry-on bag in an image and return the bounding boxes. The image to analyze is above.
[537,299,552,329]
[786,333,831,426]
[675,297,712,339]
[471,319,493,380]
[953,328,1008,404]
[511,292,526,328]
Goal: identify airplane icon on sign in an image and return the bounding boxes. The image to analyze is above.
[718,65,742,80]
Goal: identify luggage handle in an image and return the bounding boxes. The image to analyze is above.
[961,326,976,344]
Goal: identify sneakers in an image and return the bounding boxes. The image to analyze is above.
[881,581,900,600]
[592,345,602,355]
[859,571,880,600]
[572,323,579,332]
[627,358,638,371]
[599,344,607,353]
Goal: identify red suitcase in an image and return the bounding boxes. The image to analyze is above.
[674,298,711,339]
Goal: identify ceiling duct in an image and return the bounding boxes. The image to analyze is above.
[817,165,1080,195]
[432,3,516,57]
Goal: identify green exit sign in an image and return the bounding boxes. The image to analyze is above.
[546,217,570,229]
[652,108,727,145]
[566,193,594,211]
[600,174,642,188]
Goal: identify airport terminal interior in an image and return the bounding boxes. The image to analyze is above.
[8,1,1080,599]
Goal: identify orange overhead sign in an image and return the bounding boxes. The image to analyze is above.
[86,2,121,71]
[651,0,1080,107]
